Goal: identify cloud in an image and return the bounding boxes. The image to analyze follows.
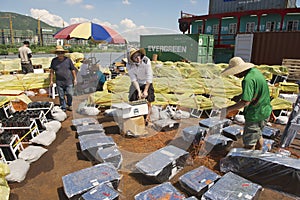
[122,0,130,5]
[120,18,136,29]
[30,8,67,27]
[69,17,90,24]
[65,0,82,5]
[83,4,94,10]
[190,0,197,4]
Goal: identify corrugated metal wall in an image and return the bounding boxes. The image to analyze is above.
[209,0,295,14]
[251,32,300,65]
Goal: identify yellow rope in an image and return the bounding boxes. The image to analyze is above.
[13,125,38,147]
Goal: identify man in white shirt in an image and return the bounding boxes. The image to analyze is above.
[18,41,33,74]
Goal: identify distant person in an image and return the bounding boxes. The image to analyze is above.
[127,48,155,124]
[18,41,33,74]
[49,46,77,112]
[221,57,272,150]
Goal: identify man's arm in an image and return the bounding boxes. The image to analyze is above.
[72,70,77,85]
[49,69,54,87]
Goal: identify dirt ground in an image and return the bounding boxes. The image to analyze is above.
[7,94,300,200]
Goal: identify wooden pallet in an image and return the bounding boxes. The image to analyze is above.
[282,59,300,82]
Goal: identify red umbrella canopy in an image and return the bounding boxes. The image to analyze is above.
[53,22,126,44]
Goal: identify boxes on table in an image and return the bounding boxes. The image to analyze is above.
[203,134,233,151]
[122,116,147,137]
[222,124,243,141]
[79,134,116,161]
[112,101,148,119]
[262,126,280,139]
[76,124,105,136]
[199,117,231,135]
[135,145,189,183]
[182,125,208,144]
[62,163,121,199]
[96,146,123,169]
[203,172,262,200]
[179,166,221,197]
[80,183,119,200]
[153,118,179,132]
[72,117,99,128]
[134,182,185,200]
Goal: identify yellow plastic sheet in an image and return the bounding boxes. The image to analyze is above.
[271,97,293,111]
[0,162,10,200]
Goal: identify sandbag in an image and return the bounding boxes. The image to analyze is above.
[18,145,48,163]
[6,159,30,183]
[44,120,61,133]
[30,130,56,146]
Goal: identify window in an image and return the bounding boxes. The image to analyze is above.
[229,23,237,34]
[212,24,219,35]
[266,21,276,32]
[246,22,255,32]
[198,25,203,34]
[287,20,299,31]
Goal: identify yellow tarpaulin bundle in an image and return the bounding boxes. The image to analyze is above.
[88,91,113,106]
[0,57,53,72]
[279,82,299,94]
[106,75,131,93]
[0,73,50,91]
[0,162,10,200]
[271,97,293,110]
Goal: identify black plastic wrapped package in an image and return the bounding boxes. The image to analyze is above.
[153,119,179,132]
[134,182,186,200]
[179,165,220,197]
[79,134,116,161]
[203,134,233,151]
[182,125,208,144]
[220,148,300,197]
[72,117,99,128]
[76,124,105,136]
[80,183,119,200]
[199,117,231,135]
[262,126,280,139]
[203,172,262,200]
[135,145,189,183]
[62,163,121,199]
[96,146,123,169]
[222,124,243,141]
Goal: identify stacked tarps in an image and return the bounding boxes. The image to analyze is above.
[220,148,300,197]
[270,97,293,111]
[279,82,299,94]
[0,58,21,72]
[0,57,53,72]
[88,91,113,107]
[0,92,31,106]
[106,75,131,93]
[256,64,289,81]
[31,57,53,69]
[206,77,242,99]
[0,162,10,200]
[0,73,50,91]
[152,61,181,78]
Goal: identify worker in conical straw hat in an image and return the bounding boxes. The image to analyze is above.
[220,57,272,150]
[127,47,155,125]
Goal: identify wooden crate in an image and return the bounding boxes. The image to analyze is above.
[282,59,300,82]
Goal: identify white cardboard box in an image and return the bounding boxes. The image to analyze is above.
[112,102,148,119]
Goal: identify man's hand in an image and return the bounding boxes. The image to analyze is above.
[49,81,53,87]
[141,90,148,99]
[73,79,77,85]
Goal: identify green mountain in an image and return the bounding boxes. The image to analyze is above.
[0,11,60,34]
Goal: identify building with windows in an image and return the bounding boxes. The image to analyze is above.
[178,0,300,63]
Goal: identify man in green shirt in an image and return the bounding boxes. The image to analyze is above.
[221,57,272,150]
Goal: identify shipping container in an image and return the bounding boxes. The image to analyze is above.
[234,32,300,65]
[140,34,214,63]
[209,0,296,15]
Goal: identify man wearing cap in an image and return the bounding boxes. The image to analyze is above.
[127,48,155,124]
[18,41,34,74]
[49,46,77,112]
[221,57,272,150]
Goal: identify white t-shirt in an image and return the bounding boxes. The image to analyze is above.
[18,46,32,63]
